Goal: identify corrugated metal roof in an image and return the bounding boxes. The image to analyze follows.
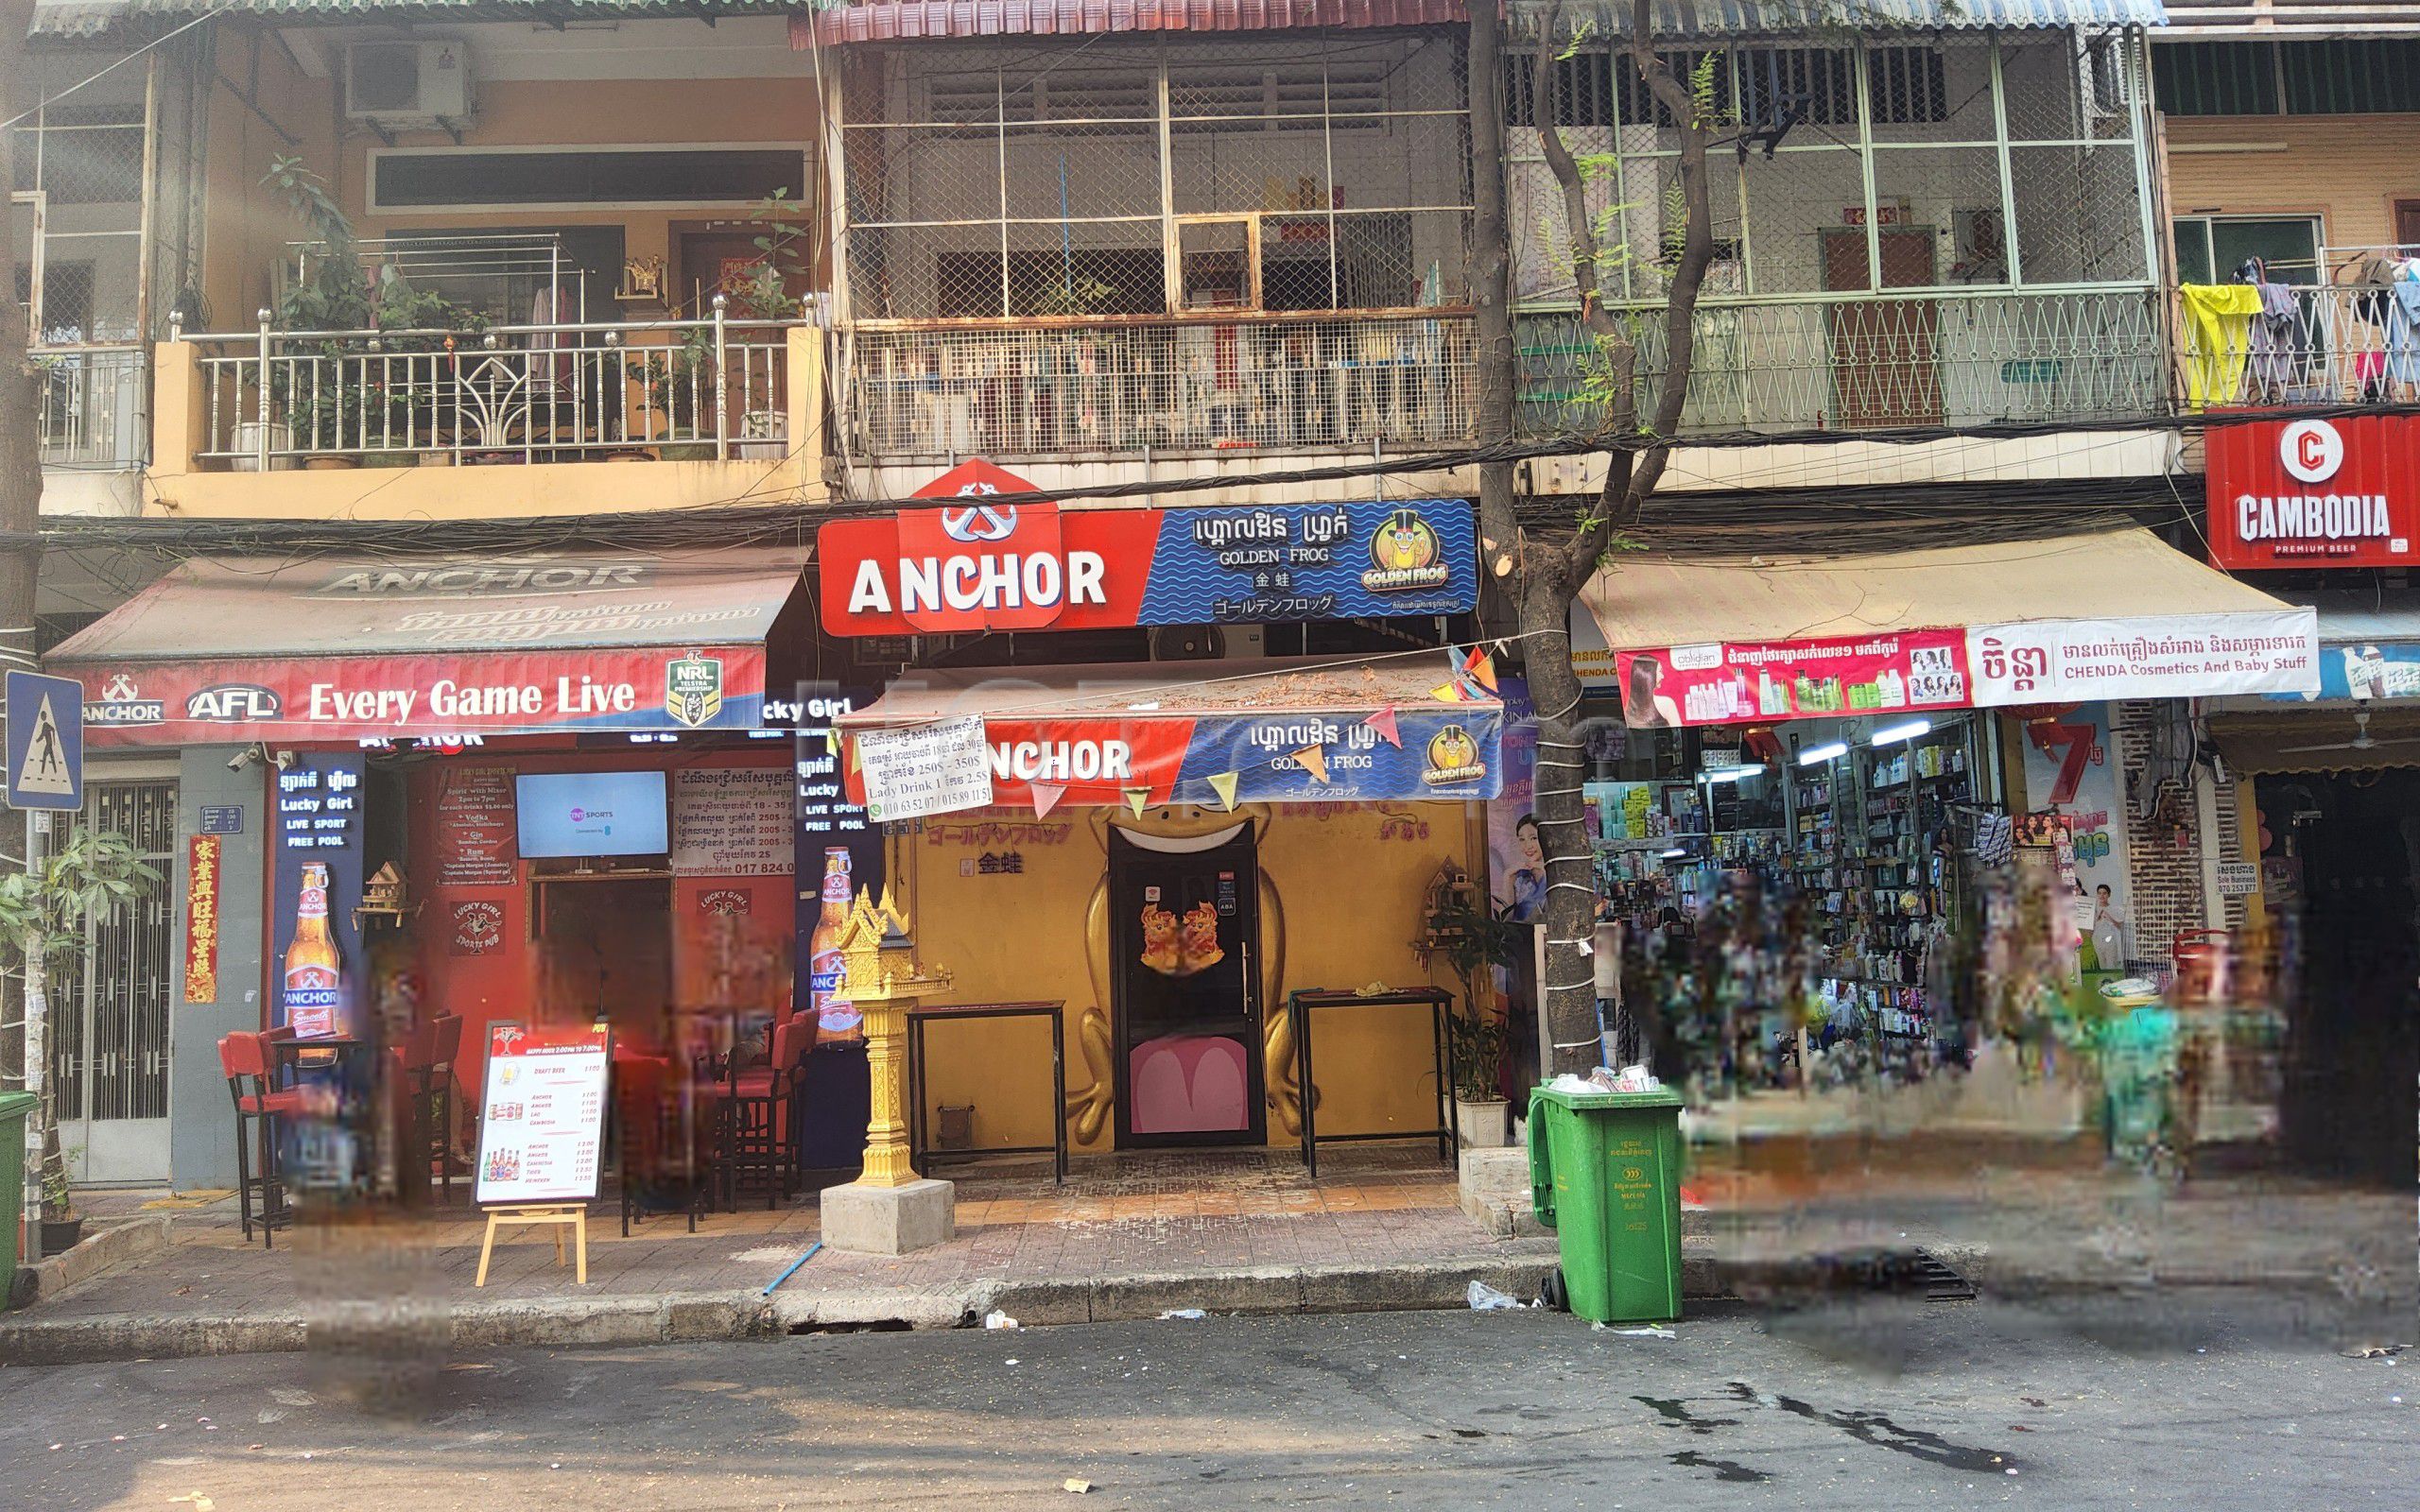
[800,0,1462,44]
[28,0,796,41]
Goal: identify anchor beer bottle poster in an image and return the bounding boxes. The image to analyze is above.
[270,752,367,1038]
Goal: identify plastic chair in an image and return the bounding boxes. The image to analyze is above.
[218,1031,305,1246]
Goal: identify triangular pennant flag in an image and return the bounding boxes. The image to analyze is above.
[1124,787,1152,819]
[1289,743,1331,784]
[844,735,861,774]
[1030,782,1065,820]
[1207,771,1240,811]
[1462,646,1499,695]
[1363,706,1401,748]
[1431,676,1467,704]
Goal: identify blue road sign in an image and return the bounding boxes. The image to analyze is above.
[7,670,86,812]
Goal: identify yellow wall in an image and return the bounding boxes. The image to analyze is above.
[902,801,1482,1155]
[2164,115,2420,254]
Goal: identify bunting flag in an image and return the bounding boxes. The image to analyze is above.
[1363,706,1401,748]
[1030,782,1066,820]
[844,735,861,775]
[1124,788,1152,819]
[1434,645,1500,703]
[1289,743,1331,784]
[1206,771,1240,811]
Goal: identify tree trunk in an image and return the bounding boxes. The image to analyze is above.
[2,9,58,1239]
[1517,578,1604,1075]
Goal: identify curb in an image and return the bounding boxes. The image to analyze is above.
[9,1216,173,1310]
[0,1249,2377,1366]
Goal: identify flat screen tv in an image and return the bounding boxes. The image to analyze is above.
[515,769,670,859]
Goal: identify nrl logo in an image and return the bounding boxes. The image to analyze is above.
[666,653,724,728]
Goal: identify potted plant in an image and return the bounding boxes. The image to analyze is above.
[1419,870,1527,1148]
[37,1153,81,1254]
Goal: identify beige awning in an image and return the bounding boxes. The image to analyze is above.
[2209,709,2420,776]
[1573,528,2320,719]
[1577,529,2292,651]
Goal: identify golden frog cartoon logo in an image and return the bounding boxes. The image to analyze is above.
[1360,507,1451,593]
[665,652,723,728]
[1422,724,1487,787]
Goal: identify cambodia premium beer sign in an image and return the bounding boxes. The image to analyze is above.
[820,459,1475,635]
[2205,416,2419,569]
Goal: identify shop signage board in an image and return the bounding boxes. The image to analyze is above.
[845,705,1505,810]
[269,753,365,1039]
[2263,640,2420,702]
[819,459,1476,636]
[671,766,793,875]
[472,1022,611,1206]
[66,645,771,745]
[434,765,518,886]
[856,716,998,821]
[183,834,221,1005]
[1964,610,2320,704]
[2204,416,2419,570]
[1610,630,1972,729]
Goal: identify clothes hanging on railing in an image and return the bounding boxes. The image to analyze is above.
[2245,279,2308,400]
[2178,283,2260,410]
[2386,262,2420,389]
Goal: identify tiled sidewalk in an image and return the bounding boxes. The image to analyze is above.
[40,1148,1543,1322]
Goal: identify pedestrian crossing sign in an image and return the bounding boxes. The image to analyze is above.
[6,670,85,812]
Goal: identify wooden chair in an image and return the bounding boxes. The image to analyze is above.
[726,1016,810,1208]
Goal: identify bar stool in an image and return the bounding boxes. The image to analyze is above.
[218,1031,305,1247]
[728,1016,809,1208]
[406,1014,465,1202]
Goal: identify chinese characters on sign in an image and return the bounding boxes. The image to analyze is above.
[183,833,220,1004]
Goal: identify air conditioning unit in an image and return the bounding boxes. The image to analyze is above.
[346,42,473,128]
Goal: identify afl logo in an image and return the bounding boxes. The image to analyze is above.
[2279,419,2343,485]
[940,484,1017,543]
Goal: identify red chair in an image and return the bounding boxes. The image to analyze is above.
[727,1016,810,1208]
[218,1031,306,1246]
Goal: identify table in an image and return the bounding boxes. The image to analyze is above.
[1286,987,1456,1180]
[907,1001,1066,1185]
[268,1034,371,1195]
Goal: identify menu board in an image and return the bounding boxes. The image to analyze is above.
[672,766,795,876]
[473,1022,610,1206]
[435,765,519,887]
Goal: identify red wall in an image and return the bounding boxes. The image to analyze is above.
[406,746,794,1102]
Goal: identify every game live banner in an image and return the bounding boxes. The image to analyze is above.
[1611,612,2319,727]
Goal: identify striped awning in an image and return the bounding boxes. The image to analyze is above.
[800,0,1462,43]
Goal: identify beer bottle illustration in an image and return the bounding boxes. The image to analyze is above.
[806,847,862,1042]
[284,861,343,1038]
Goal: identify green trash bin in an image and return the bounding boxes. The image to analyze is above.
[1528,1084,1685,1324]
[0,1090,35,1280]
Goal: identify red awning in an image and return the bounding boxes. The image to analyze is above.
[52,545,809,744]
[798,0,1463,44]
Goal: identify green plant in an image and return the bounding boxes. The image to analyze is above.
[1424,889,1526,1100]
[0,831,158,1221]
[39,1150,78,1219]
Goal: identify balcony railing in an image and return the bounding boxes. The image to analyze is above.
[182,305,797,469]
[1518,288,2169,438]
[36,345,146,470]
[2178,281,2420,411]
[843,314,1475,460]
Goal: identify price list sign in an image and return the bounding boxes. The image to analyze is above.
[474,1022,611,1206]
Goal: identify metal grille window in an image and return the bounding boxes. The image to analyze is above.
[838,35,1474,322]
[2155,40,2420,117]
[1510,33,2154,303]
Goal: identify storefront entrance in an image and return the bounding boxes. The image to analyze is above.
[50,779,179,1184]
[2261,768,2420,1187]
[1108,824,1265,1148]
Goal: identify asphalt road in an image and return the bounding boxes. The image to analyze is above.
[1,1290,2410,1511]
